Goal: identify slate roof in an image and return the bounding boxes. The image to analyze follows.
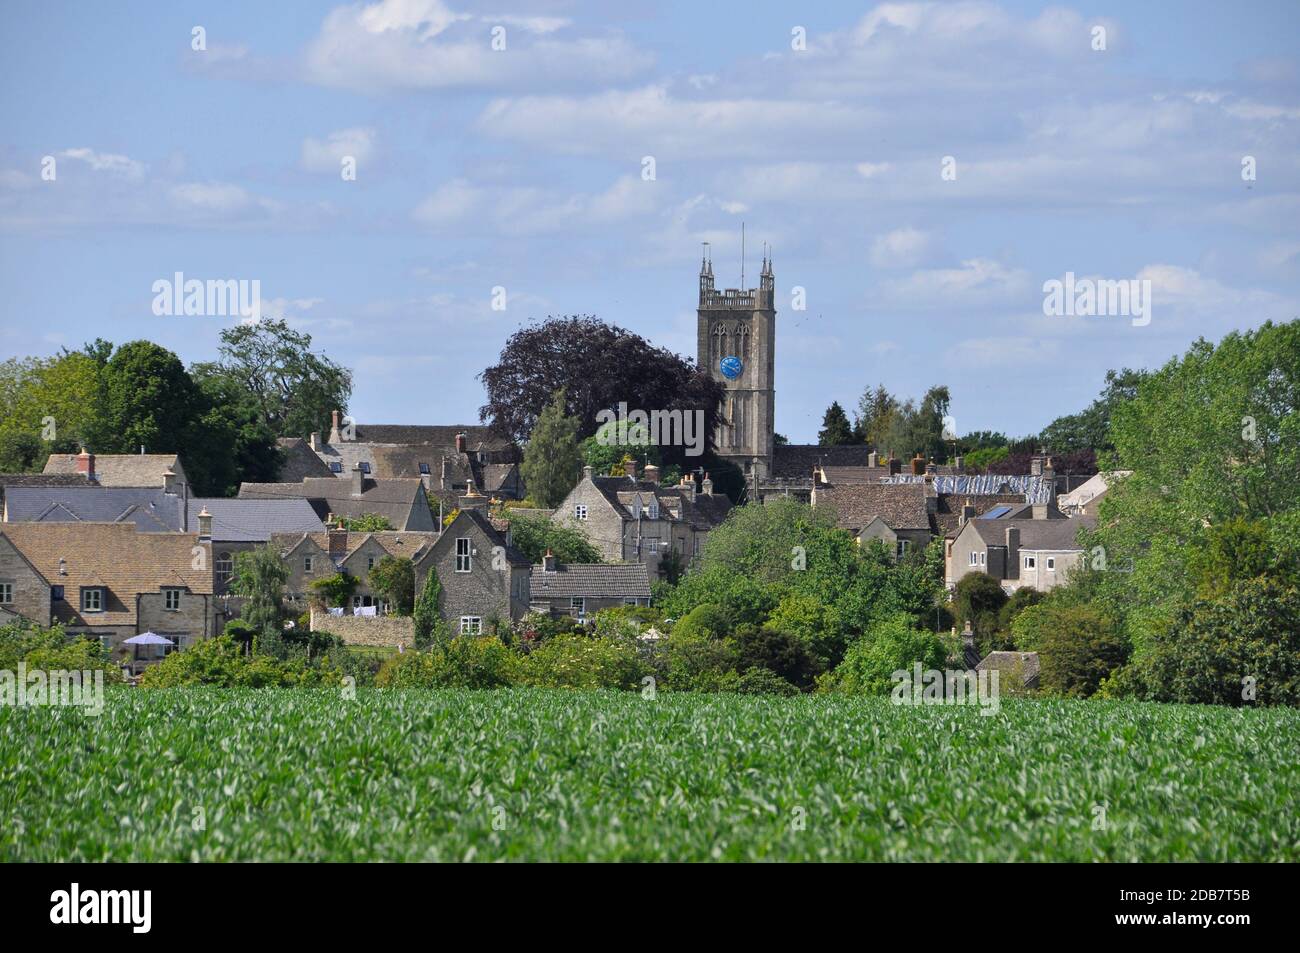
[815,482,930,532]
[931,493,1027,539]
[5,486,183,531]
[772,444,875,480]
[590,476,732,529]
[435,508,531,568]
[237,477,431,530]
[186,498,325,542]
[818,465,893,484]
[0,522,213,628]
[276,438,335,481]
[530,562,652,600]
[977,651,1041,687]
[352,424,514,454]
[967,517,1094,551]
[43,453,184,487]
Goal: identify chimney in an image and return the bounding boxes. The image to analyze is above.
[644,463,660,484]
[888,452,901,476]
[76,449,95,483]
[350,463,364,497]
[1005,526,1020,578]
[925,459,937,477]
[960,503,976,526]
[310,431,321,451]
[1031,503,1049,520]
[582,464,594,482]
[954,454,964,473]
[162,468,176,495]
[441,456,453,491]
[329,410,342,445]
[868,450,879,468]
[625,459,638,481]
[962,621,979,668]
[455,432,467,453]
[682,475,696,501]
[328,524,348,557]
[1030,454,1044,476]
[911,453,926,476]
[197,507,212,540]
[542,549,557,573]
[701,472,713,496]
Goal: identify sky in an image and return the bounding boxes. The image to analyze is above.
[1,0,1297,443]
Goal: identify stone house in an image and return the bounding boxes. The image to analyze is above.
[0,521,221,662]
[811,480,932,559]
[947,514,1094,593]
[554,464,731,576]
[413,509,531,634]
[529,554,652,622]
[238,465,437,532]
[269,528,438,615]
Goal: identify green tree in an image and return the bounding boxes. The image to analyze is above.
[1012,603,1127,697]
[818,401,854,446]
[368,556,415,615]
[500,510,601,564]
[952,573,1009,653]
[819,612,947,695]
[340,514,394,532]
[521,389,583,507]
[232,545,289,642]
[413,568,448,649]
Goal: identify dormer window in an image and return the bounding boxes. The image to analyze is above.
[359,462,371,474]
[647,500,659,520]
[81,587,103,612]
[329,461,343,474]
[419,462,431,475]
[164,588,182,611]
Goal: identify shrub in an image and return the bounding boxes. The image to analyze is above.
[736,625,821,690]
[309,573,358,611]
[762,592,843,667]
[375,637,520,689]
[952,573,1009,652]
[671,603,729,641]
[368,556,415,615]
[663,627,740,692]
[819,613,948,695]
[519,633,645,690]
[0,622,122,680]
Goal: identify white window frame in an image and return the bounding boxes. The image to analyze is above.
[571,597,585,621]
[82,588,103,612]
[648,500,659,520]
[455,538,472,572]
[646,538,659,554]
[1023,555,1036,570]
[0,581,12,605]
[164,588,181,611]
[215,552,234,582]
[896,540,910,560]
[304,555,314,572]
[459,616,482,635]
[1046,557,1056,572]
[574,504,588,521]
[979,552,986,566]
[969,552,979,566]
[367,556,376,571]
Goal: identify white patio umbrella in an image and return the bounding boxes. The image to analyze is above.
[123,633,175,646]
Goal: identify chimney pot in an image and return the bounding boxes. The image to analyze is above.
[455,432,467,453]
[197,507,212,540]
[76,449,96,482]
[329,410,342,445]
[163,468,176,495]
[582,465,594,481]
[701,472,713,496]
[643,463,660,484]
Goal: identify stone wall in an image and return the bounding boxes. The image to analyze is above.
[310,608,414,648]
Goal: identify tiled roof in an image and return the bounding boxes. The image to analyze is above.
[0,522,212,628]
[931,493,1027,538]
[43,453,183,487]
[772,444,875,480]
[591,476,732,529]
[5,486,183,531]
[276,438,335,481]
[818,465,893,484]
[237,477,430,530]
[437,508,531,568]
[270,529,438,563]
[968,517,1094,551]
[0,473,89,489]
[351,424,513,452]
[977,651,1041,685]
[530,562,652,599]
[187,498,325,542]
[815,482,930,532]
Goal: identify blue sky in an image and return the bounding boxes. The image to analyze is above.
[1,0,1297,442]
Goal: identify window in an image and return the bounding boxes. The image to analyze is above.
[896,540,910,559]
[359,462,371,474]
[329,461,343,474]
[459,616,482,635]
[51,585,64,601]
[216,552,233,583]
[81,588,103,612]
[646,538,659,554]
[419,462,431,475]
[367,556,376,571]
[0,582,12,605]
[693,535,700,556]
[571,597,586,621]
[305,555,316,573]
[164,588,181,611]
[647,501,659,520]
[1023,555,1036,570]
[1046,557,1056,572]
[969,552,979,566]
[574,504,588,521]
[980,552,987,566]
[455,538,472,572]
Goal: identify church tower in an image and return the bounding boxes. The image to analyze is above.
[696,243,776,479]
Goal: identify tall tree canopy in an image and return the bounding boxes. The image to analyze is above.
[193,318,352,439]
[479,315,725,470]
[1038,368,1148,456]
[521,389,584,507]
[817,401,854,446]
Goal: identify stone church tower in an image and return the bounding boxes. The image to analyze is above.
[696,245,776,479]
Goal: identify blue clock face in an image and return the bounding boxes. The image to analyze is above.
[719,356,743,380]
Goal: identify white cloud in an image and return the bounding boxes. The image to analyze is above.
[413,175,658,234]
[59,148,146,180]
[870,227,931,268]
[301,127,376,173]
[886,257,1030,305]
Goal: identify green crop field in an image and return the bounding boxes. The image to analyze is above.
[2,688,1297,862]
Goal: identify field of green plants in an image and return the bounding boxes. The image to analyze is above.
[2,688,1296,861]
